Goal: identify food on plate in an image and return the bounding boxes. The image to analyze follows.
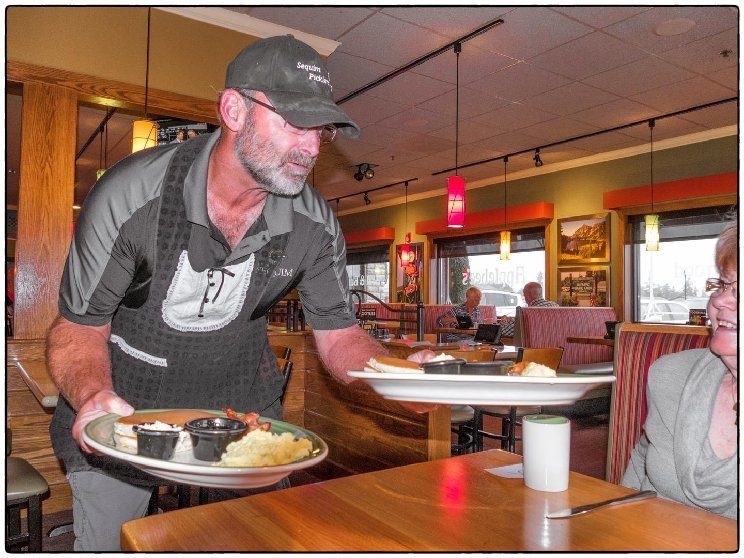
[114,410,221,452]
[507,361,557,378]
[216,428,313,467]
[222,408,271,431]
[364,355,423,374]
[428,353,457,363]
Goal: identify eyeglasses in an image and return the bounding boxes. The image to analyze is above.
[705,278,738,298]
[241,94,337,144]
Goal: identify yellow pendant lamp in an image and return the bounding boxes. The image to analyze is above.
[132,8,158,153]
[500,156,510,260]
[645,119,659,251]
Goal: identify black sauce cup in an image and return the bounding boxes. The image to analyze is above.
[132,424,182,461]
[184,417,249,462]
[421,358,467,374]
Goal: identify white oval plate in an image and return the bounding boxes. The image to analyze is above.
[82,409,328,489]
[347,372,615,405]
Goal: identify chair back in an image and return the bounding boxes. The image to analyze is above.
[276,358,294,404]
[442,349,495,362]
[606,322,710,483]
[515,306,616,365]
[516,347,564,370]
[271,344,292,360]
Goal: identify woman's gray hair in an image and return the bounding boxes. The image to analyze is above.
[715,222,737,275]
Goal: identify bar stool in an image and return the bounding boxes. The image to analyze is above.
[7,457,49,551]
[450,405,477,455]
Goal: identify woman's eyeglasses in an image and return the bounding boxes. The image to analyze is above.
[241,94,337,144]
[705,278,738,298]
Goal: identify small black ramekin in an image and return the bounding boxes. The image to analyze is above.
[132,424,182,460]
[421,358,467,374]
[184,417,249,462]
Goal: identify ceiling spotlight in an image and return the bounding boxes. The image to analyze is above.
[354,169,364,181]
[353,163,377,181]
[364,192,371,205]
[533,148,543,167]
[365,167,375,180]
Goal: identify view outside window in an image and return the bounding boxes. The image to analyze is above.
[631,206,734,324]
[435,228,546,317]
[346,246,390,303]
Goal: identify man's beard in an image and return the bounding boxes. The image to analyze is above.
[234,111,315,196]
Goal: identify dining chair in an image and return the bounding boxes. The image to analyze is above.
[271,344,292,361]
[476,347,565,453]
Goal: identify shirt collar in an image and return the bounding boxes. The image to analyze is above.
[183,129,296,237]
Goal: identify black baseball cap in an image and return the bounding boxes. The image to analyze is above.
[225,35,360,139]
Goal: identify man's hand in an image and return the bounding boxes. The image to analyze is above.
[72,390,134,454]
[398,350,441,414]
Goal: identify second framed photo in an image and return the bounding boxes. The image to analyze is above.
[558,213,610,264]
[558,266,610,307]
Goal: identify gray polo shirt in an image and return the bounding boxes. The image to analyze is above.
[59,130,356,330]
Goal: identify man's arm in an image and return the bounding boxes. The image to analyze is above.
[313,325,437,414]
[47,316,133,452]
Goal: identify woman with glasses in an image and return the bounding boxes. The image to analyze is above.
[622,223,737,519]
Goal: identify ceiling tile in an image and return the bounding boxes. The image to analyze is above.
[540,146,597,164]
[621,116,708,141]
[323,136,384,162]
[630,75,735,113]
[375,106,454,134]
[367,71,454,105]
[326,52,394,93]
[393,132,455,155]
[583,56,696,97]
[367,147,435,167]
[477,103,558,132]
[528,32,647,80]
[380,6,512,38]
[416,87,511,120]
[461,161,507,182]
[572,98,658,129]
[468,62,571,102]
[517,117,600,144]
[411,42,518,85]
[568,131,644,153]
[243,7,376,40]
[471,131,544,154]
[551,6,650,29]
[468,7,593,59]
[428,119,510,143]
[355,124,421,148]
[656,28,738,74]
[524,82,620,116]
[337,12,451,68]
[706,66,738,90]
[338,95,408,127]
[679,102,738,129]
[603,6,737,54]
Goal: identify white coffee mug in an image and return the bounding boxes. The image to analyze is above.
[522,414,570,492]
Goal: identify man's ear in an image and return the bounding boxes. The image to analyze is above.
[219,89,248,133]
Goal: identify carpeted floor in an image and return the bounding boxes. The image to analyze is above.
[34,414,608,552]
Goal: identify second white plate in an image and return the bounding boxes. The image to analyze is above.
[347,372,615,405]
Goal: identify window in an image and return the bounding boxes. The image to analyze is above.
[346,246,390,302]
[630,205,735,323]
[434,227,546,317]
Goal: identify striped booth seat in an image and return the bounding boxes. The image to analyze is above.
[605,322,710,484]
[354,303,496,336]
[514,306,617,365]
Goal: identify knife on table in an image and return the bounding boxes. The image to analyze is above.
[546,490,657,519]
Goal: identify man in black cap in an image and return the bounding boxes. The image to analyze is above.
[47,35,433,551]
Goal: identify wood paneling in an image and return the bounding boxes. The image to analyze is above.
[14,83,77,339]
[7,60,219,124]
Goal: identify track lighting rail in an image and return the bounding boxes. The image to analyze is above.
[331,177,418,206]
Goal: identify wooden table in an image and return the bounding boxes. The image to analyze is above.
[13,358,59,408]
[566,336,615,347]
[121,449,736,552]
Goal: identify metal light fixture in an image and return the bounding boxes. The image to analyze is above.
[354,163,375,181]
[500,156,511,261]
[447,41,466,229]
[132,8,159,153]
[364,192,371,205]
[533,148,543,167]
[399,181,415,265]
[645,119,659,251]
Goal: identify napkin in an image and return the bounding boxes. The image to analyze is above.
[485,463,523,478]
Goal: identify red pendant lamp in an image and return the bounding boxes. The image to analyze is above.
[447,42,465,228]
[399,181,415,265]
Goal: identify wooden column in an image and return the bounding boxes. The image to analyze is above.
[14,83,77,339]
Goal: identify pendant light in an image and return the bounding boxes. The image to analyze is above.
[96,120,107,179]
[446,42,465,228]
[645,119,659,251]
[500,156,511,260]
[132,8,159,153]
[399,181,415,265]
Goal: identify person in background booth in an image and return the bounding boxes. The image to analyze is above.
[499,281,558,338]
[621,222,737,519]
[187,129,198,140]
[436,286,482,343]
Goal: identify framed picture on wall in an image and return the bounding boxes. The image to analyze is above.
[558,213,610,264]
[396,242,423,304]
[558,266,610,307]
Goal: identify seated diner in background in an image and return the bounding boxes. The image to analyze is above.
[436,287,482,343]
[621,223,737,519]
[499,281,558,338]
